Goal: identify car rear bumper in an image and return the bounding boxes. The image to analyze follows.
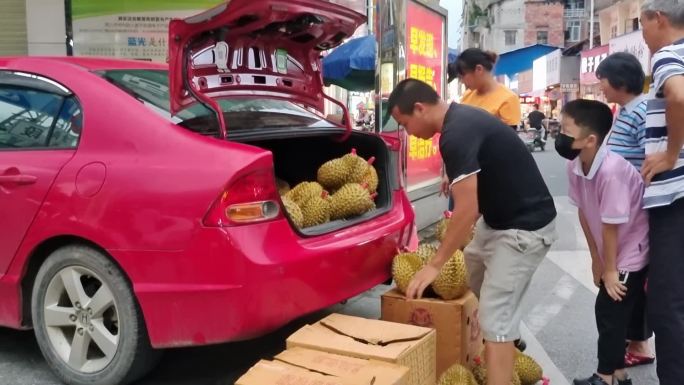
[114,191,414,348]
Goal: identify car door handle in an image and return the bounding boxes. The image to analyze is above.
[0,174,38,185]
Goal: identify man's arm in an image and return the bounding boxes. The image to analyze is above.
[642,75,684,184]
[431,174,480,268]
[665,75,684,162]
[601,223,626,301]
[405,174,480,299]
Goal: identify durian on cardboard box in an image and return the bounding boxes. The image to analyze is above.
[381,289,483,377]
[286,313,436,385]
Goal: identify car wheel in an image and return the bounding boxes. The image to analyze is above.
[31,245,161,385]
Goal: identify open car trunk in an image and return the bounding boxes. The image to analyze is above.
[237,130,392,235]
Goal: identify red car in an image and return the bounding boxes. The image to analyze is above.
[0,1,415,384]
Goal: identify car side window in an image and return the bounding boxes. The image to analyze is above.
[0,72,81,150]
[48,97,82,148]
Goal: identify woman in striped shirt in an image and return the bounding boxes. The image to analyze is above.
[596,53,648,170]
[595,52,655,368]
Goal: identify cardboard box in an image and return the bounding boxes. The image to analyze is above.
[276,347,408,385]
[235,359,350,385]
[235,347,410,385]
[286,313,436,385]
[381,289,483,377]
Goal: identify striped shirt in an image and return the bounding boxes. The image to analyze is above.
[606,95,647,170]
[644,38,684,209]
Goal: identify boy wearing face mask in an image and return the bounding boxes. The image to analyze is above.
[557,100,649,385]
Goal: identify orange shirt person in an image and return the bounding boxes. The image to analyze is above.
[450,48,522,129]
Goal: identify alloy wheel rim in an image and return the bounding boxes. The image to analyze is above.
[43,266,120,373]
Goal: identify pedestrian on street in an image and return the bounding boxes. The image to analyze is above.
[442,48,523,214]
[556,100,650,385]
[596,52,656,368]
[388,78,557,385]
[639,1,684,384]
[448,48,522,130]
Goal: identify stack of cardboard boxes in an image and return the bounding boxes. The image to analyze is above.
[236,313,436,385]
[235,287,483,385]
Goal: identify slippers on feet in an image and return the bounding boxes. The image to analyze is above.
[625,352,655,367]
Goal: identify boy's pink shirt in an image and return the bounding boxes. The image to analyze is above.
[567,146,649,272]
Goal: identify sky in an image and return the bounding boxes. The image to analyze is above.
[440,0,463,48]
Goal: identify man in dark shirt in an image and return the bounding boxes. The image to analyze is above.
[528,103,548,141]
[389,79,557,385]
[528,104,546,130]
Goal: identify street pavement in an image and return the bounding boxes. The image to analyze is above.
[0,142,659,385]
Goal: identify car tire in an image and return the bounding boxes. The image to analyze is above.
[31,245,161,385]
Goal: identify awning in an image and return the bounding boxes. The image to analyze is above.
[322,34,460,91]
[493,44,560,77]
[322,35,376,91]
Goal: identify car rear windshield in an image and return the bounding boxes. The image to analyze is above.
[97,69,331,135]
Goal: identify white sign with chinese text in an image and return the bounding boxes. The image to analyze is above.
[609,30,651,75]
[72,11,204,62]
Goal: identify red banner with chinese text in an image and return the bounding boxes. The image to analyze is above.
[406,1,445,188]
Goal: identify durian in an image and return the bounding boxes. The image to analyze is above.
[286,182,324,205]
[300,191,331,228]
[281,196,303,229]
[514,352,543,385]
[471,357,487,385]
[343,149,379,193]
[471,356,522,385]
[361,161,379,193]
[391,252,423,294]
[436,217,476,250]
[438,363,478,385]
[431,250,469,300]
[317,158,350,191]
[416,243,438,265]
[276,178,290,196]
[436,217,449,242]
[329,183,375,220]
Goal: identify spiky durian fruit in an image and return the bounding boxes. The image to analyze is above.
[514,352,543,385]
[281,196,303,229]
[431,250,469,300]
[473,355,523,385]
[343,149,379,193]
[416,243,439,265]
[436,217,449,242]
[361,162,379,193]
[317,158,350,191]
[329,183,375,220]
[276,178,290,196]
[438,364,478,385]
[436,218,476,250]
[300,191,331,228]
[471,357,487,385]
[391,252,423,294]
[286,182,324,206]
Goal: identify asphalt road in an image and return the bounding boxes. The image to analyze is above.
[0,142,659,385]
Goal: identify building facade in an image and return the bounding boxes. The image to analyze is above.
[525,0,565,46]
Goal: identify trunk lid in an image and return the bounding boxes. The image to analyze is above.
[168,0,365,136]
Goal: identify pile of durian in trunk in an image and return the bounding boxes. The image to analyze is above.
[278,149,378,230]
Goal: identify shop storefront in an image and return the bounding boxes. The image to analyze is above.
[579,45,610,103]
[376,0,448,230]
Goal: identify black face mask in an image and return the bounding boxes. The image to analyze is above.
[555,133,581,160]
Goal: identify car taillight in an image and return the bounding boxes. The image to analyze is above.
[203,169,281,226]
